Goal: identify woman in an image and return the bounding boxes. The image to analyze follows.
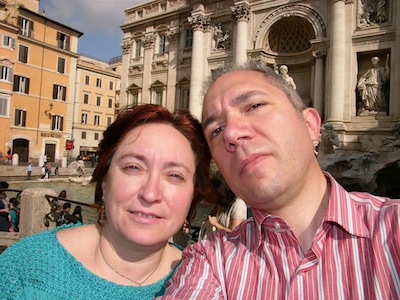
[71,205,83,224]
[0,104,212,299]
[199,177,247,240]
[8,198,20,232]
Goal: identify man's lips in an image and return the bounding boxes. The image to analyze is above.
[240,154,267,175]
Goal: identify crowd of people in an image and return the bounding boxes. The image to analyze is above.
[0,181,20,233]
[0,60,399,299]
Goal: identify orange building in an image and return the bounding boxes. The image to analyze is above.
[0,0,18,163]
[0,3,82,165]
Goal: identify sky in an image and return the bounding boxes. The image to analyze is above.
[39,0,145,62]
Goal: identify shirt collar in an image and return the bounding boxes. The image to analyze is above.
[248,172,370,251]
[322,172,370,238]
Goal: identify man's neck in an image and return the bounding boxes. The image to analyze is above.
[272,172,330,253]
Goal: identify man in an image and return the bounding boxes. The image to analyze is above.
[160,60,400,299]
[56,202,78,227]
[27,164,32,180]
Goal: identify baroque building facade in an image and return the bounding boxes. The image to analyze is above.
[120,0,400,195]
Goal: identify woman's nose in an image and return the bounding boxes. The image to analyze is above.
[138,175,162,203]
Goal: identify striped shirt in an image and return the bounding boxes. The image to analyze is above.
[158,173,400,299]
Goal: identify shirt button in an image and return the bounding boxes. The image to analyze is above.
[274,222,280,228]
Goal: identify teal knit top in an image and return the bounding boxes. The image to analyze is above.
[0,224,178,299]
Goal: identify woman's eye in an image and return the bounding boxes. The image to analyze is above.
[168,173,185,182]
[124,165,140,172]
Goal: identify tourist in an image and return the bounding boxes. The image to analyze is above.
[8,198,20,232]
[58,190,67,199]
[54,166,59,177]
[56,202,78,227]
[6,148,12,165]
[0,196,9,232]
[199,176,247,240]
[159,60,400,298]
[0,181,9,230]
[27,164,32,180]
[71,205,83,224]
[0,104,212,299]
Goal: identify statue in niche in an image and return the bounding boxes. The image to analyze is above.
[357,55,390,115]
[213,23,230,50]
[318,123,339,156]
[359,0,389,26]
[279,65,296,90]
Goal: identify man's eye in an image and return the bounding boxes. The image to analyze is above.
[211,126,224,138]
[249,103,263,111]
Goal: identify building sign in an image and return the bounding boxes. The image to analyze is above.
[65,140,74,150]
[41,132,62,138]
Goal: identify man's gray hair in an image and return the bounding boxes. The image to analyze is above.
[202,60,306,114]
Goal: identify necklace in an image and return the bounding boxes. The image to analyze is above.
[99,229,162,286]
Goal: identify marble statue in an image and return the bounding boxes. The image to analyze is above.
[357,56,389,114]
[318,123,339,155]
[279,65,296,90]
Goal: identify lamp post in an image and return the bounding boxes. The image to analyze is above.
[45,103,53,119]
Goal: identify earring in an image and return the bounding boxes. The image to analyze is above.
[182,219,189,233]
[98,196,106,225]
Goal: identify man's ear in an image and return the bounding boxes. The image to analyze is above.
[303,107,321,141]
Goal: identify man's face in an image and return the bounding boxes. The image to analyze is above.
[202,70,320,211]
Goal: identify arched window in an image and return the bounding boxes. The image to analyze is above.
[267,16,315,53]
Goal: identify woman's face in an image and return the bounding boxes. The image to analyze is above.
[102,123,196,247]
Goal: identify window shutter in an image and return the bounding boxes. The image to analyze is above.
[29,21,34,37]
[23,46,28,63]
[25,77,30,94]
[13,75,18,91]
[60,117,64,131]
[62,86,66,101]
[11,38,15,49]
[14,110,19,126]
[8,68,13,82]
[65,35,70,51]
[22,110,26,127]
[52,84,57,99]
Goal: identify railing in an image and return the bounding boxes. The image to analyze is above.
[43,194,98,227]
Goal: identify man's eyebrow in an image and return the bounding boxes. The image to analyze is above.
[202,90,266,131]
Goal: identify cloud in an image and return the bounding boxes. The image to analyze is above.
[40,0,137,34]
[39,0,145,60]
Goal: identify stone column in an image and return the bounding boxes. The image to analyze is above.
[327,0,346,122]
[19,188,57,239]
[393,4,400,117]
[188,6,210,119]
[166,28,180,112]
[142,33,155,104]
[313,50,326,118]
[120,38,132,108]
[232,1,250,64]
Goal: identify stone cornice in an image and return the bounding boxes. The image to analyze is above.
[352,31,395,46]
